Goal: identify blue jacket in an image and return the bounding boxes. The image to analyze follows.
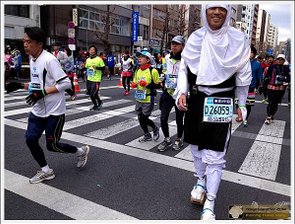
[250,59,262,88]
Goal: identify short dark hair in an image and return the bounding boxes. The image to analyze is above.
[24,27,46,48]
[251,46,257,55]
[88,45,97,53]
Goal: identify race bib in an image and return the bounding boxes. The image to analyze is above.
[134,90,146,100]
[203,97,233,123]
[165,74,177,89]
[87,68,94,77]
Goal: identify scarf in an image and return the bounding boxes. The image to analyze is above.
[140,64,151,70]
[181,4,250,85]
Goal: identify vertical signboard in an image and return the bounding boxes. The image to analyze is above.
[132,11,139,42]
[72,8,78,26]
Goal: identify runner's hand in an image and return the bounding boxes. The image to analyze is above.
[26,89,47,106]
[178,94,188,111]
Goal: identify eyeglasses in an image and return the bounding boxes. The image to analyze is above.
[277,58,285,60]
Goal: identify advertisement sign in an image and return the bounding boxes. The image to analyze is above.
[72,8,78,26]
[132,11,139,42]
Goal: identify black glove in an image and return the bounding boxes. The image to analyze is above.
[26,89,47,106]
[5,82,23,93]
[65,88,75,96]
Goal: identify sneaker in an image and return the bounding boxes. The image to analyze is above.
[29,169,55,184]
[172,138,183,150]
[243,120,248,127]
[153,125,160,141]
[97,102,103,110]
[200,208,216,220]
[191,183,207,205]
[71,95,76,101]
[124,90,128,96]
[138,133,152,142]
[90,106,99,111]
[158,139,172,152]
[77,145,90,168]
[264,116,272,125]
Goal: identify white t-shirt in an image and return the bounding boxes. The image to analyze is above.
[122,57,133,71]
[30,50,70,117]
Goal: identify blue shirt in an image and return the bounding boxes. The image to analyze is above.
[107,55,115,68]
[250,59,262,88]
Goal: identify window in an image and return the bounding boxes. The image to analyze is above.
[5,5,30,18]
[78,8,130,36]
[139,24,149,40]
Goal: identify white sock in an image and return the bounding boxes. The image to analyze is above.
[76,147,84,155]
[41,165,51,173]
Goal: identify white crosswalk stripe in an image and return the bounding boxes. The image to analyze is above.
[4,91,290,218]
[238,120,286,180]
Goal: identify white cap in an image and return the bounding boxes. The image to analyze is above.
[276,54,286,60]
[171,35,185,44]
[137,51,153,63]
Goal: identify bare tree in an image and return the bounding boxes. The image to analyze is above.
[94,5,116,52]
[177,5,188,36]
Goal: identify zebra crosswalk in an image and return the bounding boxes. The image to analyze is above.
[3,89,291,220]
[4,90,290,183]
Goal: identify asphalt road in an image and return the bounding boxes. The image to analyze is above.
[3,76,292,223]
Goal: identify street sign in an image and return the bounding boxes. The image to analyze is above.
[67,38,75,44]
[68,21,75,29]
[68,44,76,51]
[132,11,139,42]
[68,28,75,38]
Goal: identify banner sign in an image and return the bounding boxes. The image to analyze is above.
[132,11,139,42]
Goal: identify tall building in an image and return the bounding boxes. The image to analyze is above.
[236,4,259,46]
[256,9,267,53]
[4,5,41,62]
[267,24,278,50]
[39,5,133,54]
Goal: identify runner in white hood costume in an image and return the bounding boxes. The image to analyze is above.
[174,4,252,220]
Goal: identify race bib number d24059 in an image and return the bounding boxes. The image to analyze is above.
[203,97,233,123]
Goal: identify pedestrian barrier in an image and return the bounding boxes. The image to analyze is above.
[73,73,80,93]
[117,74,123,87]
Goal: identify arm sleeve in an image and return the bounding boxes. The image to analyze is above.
[235,60,252,87]
[56,77,71,92]
[235,86,248,107]
[172,58,188,100]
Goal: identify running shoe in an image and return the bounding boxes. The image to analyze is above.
[29,169,55,184]
[138,133,152,142]
[191,183,207,205]
[158,138,172,152]
[77,145,90,168]
[172,138,183,150]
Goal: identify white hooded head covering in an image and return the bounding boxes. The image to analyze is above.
[181,4,250,85]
